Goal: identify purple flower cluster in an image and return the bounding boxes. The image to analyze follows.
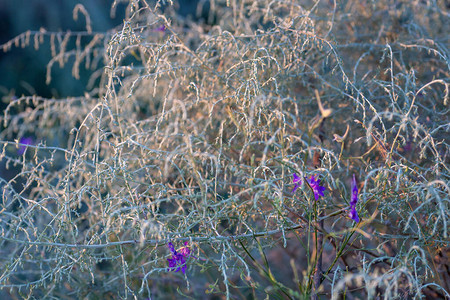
[292,173,326,201]
[167,242,192,274]
[291,172,362,223]
[349,174,360,223]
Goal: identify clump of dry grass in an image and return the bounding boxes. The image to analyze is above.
[0,0,448,298]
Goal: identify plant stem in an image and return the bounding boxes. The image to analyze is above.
[312,215,324,300]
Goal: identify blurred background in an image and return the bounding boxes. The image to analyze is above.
[0,0,212,101]
[0,0,124,100]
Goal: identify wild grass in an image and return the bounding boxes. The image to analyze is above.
[0,0,449,299]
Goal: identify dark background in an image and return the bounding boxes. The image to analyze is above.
[0,0,124,102]
[0,0,210,104]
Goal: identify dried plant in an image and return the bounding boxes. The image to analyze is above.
[0,0,449,299]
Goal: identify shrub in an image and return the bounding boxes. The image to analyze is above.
[0,0,449,298]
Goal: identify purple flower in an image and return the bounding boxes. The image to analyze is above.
[350,174,358,206]
[348,174,360,223]
[179,242,191,257]
[18,137,34,155]
[153,25,165,32]
[400,140,413,153]
[167,242,192,274]
[349,206,360,223]
[292,173,302,193]
[307,175,326,201]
